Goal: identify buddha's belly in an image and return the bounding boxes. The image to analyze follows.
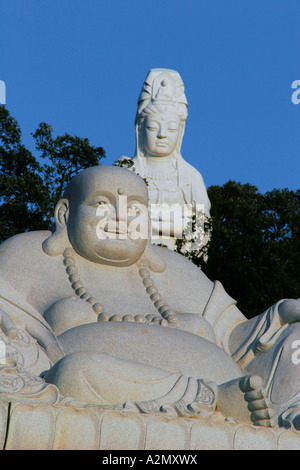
[58,322,243,384]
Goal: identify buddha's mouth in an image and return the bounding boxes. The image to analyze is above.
[103,221,128,235]
[104,228,127,235]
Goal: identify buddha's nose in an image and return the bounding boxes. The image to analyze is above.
[115,196,127,222]
[157,123,167,138]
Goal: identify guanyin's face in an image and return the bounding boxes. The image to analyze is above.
[141,111,181,158]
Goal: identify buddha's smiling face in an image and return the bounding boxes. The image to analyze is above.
[66,167,149,266]
[141,112,181,157]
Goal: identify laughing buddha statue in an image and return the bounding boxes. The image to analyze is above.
[0,166,300,429]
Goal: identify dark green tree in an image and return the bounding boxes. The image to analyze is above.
[32,121,105,224]
[0,107,105,243]
[0,106,47,241]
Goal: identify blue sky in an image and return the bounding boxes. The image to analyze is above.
[1,0,299,193]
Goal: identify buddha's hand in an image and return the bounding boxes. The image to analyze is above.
[175,313,217,343]
[278,299,300,325]
[0,307,18,339]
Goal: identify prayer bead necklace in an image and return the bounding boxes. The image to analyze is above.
[63,248,178,327]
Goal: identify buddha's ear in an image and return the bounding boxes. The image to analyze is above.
[55,198,69,227]
[42,199,71,257]
[143,242,166,273]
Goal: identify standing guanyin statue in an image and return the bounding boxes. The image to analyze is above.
[117,69,210,250]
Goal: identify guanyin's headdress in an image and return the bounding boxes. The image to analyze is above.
[135,68,188,123]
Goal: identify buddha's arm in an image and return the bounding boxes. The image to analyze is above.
[0,282,65,365]
[174,313,217,343]
[227,299,300,368]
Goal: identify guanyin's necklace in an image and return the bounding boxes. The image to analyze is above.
[63,248,178,327]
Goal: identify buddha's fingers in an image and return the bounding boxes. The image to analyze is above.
[251,407,275,421]
[252,418,276,428]
[244,388,267,402]
[240,375,263,393]
[247,398,271,412]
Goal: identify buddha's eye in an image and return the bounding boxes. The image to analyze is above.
[146,122,159,132]
[91,201,106,208]
[168,123,179,132]
[128,203,142,217]
[88,199,111,210]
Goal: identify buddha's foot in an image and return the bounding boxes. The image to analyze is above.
[125,377,217,418]
[217,375,275,427]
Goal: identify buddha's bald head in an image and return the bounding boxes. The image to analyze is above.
[50,166,149,266]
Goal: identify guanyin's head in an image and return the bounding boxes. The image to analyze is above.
[135,69,188,161]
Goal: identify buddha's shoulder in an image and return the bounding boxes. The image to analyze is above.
[151,245,213,289]
[0,231,53,267]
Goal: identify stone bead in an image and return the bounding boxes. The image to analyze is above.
[137,259,147,269]
[92,303,104,314]
[97,312,109,322]
[80,292,90,300]
[87,297,98,305]
[154,299,165,309]
[163,309,176,318]
[139,268,150,279]
[66,265,78,275]
[150,293,162,302]
[63,248,75,258]
[69,273,80,283]
[151,317,162,324]
[134,315,146,323]
[158,304,169,315]
[160,319,168,326]
[122,315,134,322]
[142,278,154,288]
[146,286,157,295]
[165,314,178,325]
[145,314,155,322]
[75,287,87,297]
[109,315,122,321]
[72,281,82,291]
[63,257,75,268]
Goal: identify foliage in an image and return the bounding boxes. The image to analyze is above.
[113,157,135,170]
[0,106,105,242]
[176,181,300,319]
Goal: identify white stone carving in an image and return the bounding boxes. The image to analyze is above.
[0,165,299,449]
[116,69,211,249]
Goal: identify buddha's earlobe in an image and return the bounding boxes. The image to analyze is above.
[42,199,71,257]
[143,242,166,273]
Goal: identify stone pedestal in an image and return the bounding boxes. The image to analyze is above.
[1,400,299,450]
